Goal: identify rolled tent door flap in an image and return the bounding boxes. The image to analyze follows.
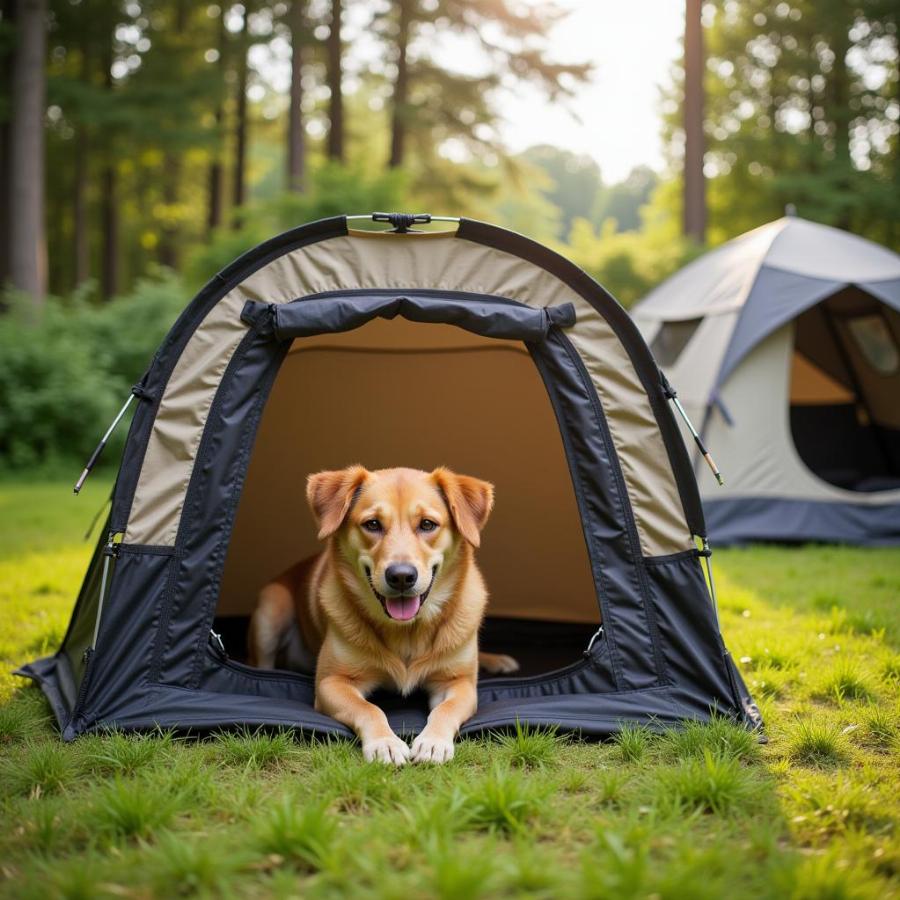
[240,294,577,343]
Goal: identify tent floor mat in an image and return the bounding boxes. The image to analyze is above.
[212,614,600,679]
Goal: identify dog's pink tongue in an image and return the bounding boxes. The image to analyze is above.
[386,595,421,621]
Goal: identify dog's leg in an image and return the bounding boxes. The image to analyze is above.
[316,675,410,766]
[411,677,477,764]
[478,651,520,675]
[248,583,294,668]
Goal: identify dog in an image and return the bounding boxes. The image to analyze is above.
[248,465,519,765]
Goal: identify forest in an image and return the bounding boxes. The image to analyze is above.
[0,0,897,467]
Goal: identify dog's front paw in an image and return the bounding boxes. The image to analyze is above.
[363,734,410,766]
[411,732,455,764]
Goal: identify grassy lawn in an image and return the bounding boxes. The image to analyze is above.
[1,479,898,899]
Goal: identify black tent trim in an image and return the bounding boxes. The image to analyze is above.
[16,218,761,741]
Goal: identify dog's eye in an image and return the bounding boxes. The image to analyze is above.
[419,519,438,532]
[361,519,382,533]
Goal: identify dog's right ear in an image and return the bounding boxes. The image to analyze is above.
[306,466,369,540]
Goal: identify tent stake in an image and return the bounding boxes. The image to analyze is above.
[74,394,136,494]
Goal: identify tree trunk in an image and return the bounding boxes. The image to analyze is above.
[232,3,250,225]
[158,156,180,269]
[388,0,411,169]
[0,0,16,291]
[100,40,118,300]
[159,0,187,264]
[207,5,226,232]
[8,0,47,306]
[827,15,852,230]
[682,0,706,243]
[287,0,306,191]
[326,0,344,162]
[72,36,91,287]
[73,128,89,286]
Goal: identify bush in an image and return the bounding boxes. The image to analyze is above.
[0,273,186,470]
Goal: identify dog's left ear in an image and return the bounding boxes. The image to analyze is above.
[431,468,494,548]
[306,465,369,539]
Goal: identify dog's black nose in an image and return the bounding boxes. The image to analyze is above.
[385,563,418,592]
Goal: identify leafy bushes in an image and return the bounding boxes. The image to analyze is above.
[0,273,186,470]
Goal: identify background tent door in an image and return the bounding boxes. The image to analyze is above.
[790,288,900,493]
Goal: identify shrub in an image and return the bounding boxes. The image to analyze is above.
[0,274,186,470]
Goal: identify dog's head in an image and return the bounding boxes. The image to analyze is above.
[306,466,493,624]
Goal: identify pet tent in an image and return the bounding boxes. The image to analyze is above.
[633,216,900,546]
[18,214,760,741]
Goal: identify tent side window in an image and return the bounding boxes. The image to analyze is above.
[650,318,703,367]
[846,314,899,376]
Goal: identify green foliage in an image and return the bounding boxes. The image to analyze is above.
[462,765,545,834]
[0,274,186,469]
[655,750,758,816]
[560,212,699,308]
[184,162,409,290]
[788,720,849,766]
[613,722,653,762]
[251,797,339,872]
[87,776,182,840]
[214,728,298,771]
[493,720,562,769]
[662,0,900,247]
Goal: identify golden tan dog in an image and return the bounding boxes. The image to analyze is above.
[248,465,518,764]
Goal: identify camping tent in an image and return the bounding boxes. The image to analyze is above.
[17,214,760,741]
[633,216,900,546]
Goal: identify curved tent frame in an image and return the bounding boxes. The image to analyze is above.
[17,215,760,740]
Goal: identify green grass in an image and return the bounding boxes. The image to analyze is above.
[1,480,899,898]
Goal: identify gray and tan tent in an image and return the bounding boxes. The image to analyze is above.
[633,215,900,546]
[18,214,760,741]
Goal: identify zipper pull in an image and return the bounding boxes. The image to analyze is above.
[209,629,227,658]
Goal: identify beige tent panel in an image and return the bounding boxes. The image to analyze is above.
[125,232,693,556]
[218,318,599,623]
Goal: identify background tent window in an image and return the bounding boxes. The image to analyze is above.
[650,318,703,367]
[847,314,899,375]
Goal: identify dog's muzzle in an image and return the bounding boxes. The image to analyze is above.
[365,565,438,621]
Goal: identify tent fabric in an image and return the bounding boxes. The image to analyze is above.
[124,222,697,558]
[16,215,760,743]
[715,266,845,389]
[218,320,600,625]
[864,278,900,309]
[705,497,900,546]
[240,292,577,342]
[632,216,900,546]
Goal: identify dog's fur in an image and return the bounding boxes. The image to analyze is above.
[248,465,518,765]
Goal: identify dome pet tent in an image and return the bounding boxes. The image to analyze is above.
[633,216,900,546]
[17,214,760,741]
